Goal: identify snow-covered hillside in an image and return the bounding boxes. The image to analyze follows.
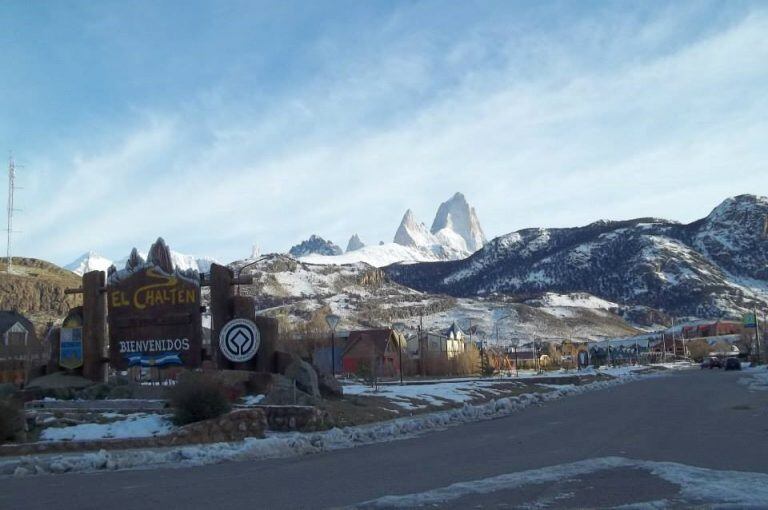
[387,195,768,318]
[302,242,442,267]
[229,255,641,342]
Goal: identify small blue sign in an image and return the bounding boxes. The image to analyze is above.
[60,327,84,369]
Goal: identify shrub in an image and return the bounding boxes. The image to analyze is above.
[355,360,373,383]
[0,399,22,443]
[167,373,230,426]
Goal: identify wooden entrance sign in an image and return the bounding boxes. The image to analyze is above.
[107,239,202,370]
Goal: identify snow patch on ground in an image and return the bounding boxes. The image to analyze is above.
[343,380,509,409]
[39,414,174,442]
[739,367,768,392]
[352,456,768,508]
[240,394,266,406]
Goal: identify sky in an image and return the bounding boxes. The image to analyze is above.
[1,0,767,266]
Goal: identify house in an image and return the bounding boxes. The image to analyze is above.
[0,310,40,384]
[342,329,404,377]
[406,323,467,360]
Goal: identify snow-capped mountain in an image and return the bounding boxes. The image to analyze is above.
[430,192,487,252]
[386,195,768,318]
[299,192,486,267]
[64,251,114,275]
[393,209,437,249]
[289,235,343,257]
[65,250,217,276]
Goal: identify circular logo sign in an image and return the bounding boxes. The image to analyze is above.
[219,319,260,363]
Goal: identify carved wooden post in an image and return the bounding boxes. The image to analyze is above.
[82,270,106,381]
[254,316,278,373]
[209,262,277,372]
[209,263,234,369]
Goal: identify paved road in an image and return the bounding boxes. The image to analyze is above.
[2,369,768,509]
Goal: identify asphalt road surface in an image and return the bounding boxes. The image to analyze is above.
[2,369,768,509]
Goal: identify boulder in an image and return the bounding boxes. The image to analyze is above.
[284,356,320,398]
[264,374,317,406]
[317,371,343,398]
[273,351,296,375]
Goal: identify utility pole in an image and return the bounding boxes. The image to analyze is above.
[634,337,640,365]
[5,156,18,273]
[755,308,762,365]
[671,317,678,360]
[418,314,425,376]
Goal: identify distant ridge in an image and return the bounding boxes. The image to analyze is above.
[386,194,768,318]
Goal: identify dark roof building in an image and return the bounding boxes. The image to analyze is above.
[0,310,36,345]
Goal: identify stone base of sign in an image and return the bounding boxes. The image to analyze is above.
[253,405,331,432]
[0,408,267,457]
[200,369,274,396]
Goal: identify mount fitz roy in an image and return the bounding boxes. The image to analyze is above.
[386,194,768,318]
[298,192,487,266]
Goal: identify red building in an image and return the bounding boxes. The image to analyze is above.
[681,320,741,339]
[342,329,402,377]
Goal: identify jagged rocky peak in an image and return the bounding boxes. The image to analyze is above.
[147,237,174,273]
[393,209,437,248]
[346,234,365,252]
[125,248,145,271]
[430,192,487,252]
[289,235,343,258]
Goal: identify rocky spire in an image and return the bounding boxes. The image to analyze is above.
[125,247,145,271]
[393,209,438,248]
[430,192,487,252]
[147,237,174,273]
[346,234,365,252]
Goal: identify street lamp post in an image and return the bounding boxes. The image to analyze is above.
[392,322,406,385]
[513,338,519,377]
[495,314,512,377]
[325,314,340,377]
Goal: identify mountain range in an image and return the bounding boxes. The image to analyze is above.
[298,192,487,266]
[65,249,217,276]
[385,194,768,318]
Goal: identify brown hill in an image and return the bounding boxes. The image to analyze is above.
[0,257,82,333]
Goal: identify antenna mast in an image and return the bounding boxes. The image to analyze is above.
[5,157,17,273]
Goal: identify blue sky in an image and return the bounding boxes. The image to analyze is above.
[1,0,766,265]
